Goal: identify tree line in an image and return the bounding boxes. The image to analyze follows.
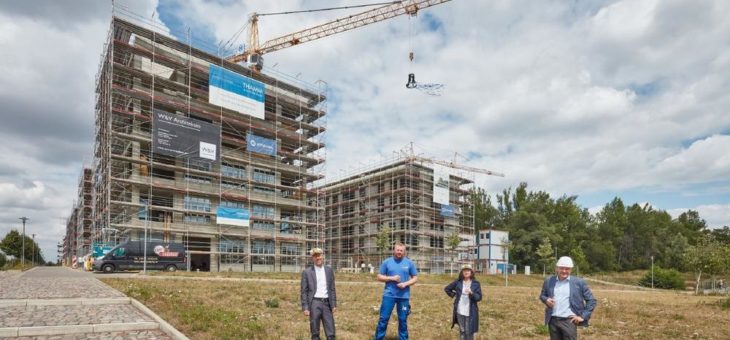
[0,229,46,268]
[464,183,730,277]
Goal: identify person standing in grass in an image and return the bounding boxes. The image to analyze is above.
[444,264,482,340]
[539,256,596,340]
[375,243,418,340]
[301,247,337,340]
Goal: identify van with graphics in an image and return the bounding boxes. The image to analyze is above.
[93,241,186,273]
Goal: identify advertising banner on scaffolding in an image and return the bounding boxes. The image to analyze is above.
[208,64,266,120]
[440,204,455,217]
[432,164,450,205]
[152,110,220,161]
[247,133,277,156]
[216,207,250,227]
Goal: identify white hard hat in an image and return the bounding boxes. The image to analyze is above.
[556,256,574,268]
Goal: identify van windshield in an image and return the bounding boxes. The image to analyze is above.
[113,247,126,257]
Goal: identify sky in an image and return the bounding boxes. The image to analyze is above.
[1,0,729,262]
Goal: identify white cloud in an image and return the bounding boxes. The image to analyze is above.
[2,0,730,261]
[668,204,730,229]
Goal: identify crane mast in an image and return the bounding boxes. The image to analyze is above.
[228,0,453,70]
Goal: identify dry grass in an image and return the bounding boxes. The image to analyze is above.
[102,273,730,339]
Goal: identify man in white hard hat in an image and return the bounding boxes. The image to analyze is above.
[539,256,596,340]
[301,248,337,340]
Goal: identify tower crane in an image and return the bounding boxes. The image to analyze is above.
[226,0,453,71]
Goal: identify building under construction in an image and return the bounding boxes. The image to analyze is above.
[320,154,481,274]
[62,167,94,266]
[84,14,326,272]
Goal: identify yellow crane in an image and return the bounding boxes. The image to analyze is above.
[226,0,453,70]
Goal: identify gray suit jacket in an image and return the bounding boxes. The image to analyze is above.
[300,265,337,311]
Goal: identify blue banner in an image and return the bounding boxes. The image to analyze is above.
[247,133,277,156]
[441,204,455,217]
[217,207,250,227]
[209,64,265,119]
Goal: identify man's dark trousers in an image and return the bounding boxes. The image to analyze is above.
[309,298,335,340]
[549,317,577,340]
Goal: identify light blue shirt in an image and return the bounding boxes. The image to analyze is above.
[379,257,418,299]
[552,276,574,317]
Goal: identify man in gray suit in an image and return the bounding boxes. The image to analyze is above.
[539,256,596,340]
[301,247,337,340]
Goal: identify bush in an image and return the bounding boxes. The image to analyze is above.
[264,298,279,308]
[638,267,685,290]
[0,254,6,269]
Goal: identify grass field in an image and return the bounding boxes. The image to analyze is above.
[101,272,730,339]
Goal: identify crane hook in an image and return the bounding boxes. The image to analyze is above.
[406,73,417,88]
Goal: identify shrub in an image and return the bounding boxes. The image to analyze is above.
[638,267,685,290]
[265,297,279,308]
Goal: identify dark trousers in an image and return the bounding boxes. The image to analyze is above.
[549,317,578,340]
[456,314,474,340]
[374,297,410,340]
[309,298,335,340]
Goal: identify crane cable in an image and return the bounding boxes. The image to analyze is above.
[406,13,418,88]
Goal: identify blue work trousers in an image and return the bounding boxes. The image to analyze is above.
[374,296,410,340]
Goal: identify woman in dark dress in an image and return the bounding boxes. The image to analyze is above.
[444,264,483,340]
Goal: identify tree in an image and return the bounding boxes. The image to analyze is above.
[569,246,589,275]
[376,226,392,262]
[707,226,730,244]
[462,188,499,233]
[0,229,45,264]
[446,230,461,254]
[684,235,730,294]
[0,252,6,269]
[535,237,554,276]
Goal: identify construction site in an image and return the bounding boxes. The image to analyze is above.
[321,152,494,274]
[60,0,503,273]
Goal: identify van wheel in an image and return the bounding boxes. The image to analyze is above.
[102,264,115,273]
[165,265,177,272]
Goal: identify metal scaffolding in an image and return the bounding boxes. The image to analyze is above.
[79,6,326,272]
[320,151,481,274]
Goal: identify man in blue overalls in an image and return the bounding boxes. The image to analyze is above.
[374,242,418,340]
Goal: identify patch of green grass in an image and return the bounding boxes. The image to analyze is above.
[719,297,730,310]
[534,324,549,335]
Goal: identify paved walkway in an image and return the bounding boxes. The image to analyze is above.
[0,267,185,339]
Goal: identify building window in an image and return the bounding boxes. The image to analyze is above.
[252,168,276,184]
[184,196,211,212]
[252,240,274,254]
[188,159,212,171]
[222,163,246,179]
[184,214,211,224]
[252,221,274,231]
[185,174,212,184]
[400,234,418,246]
[252,205,274,219]
[253,186,275,195]
[220,200,245,209]
[430,236,444,248]
[252,255,274,265]
[280,243,300,255]
[219,237,247,253]
[222,181,246,191]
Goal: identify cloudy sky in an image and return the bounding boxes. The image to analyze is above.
[1,0,729,261]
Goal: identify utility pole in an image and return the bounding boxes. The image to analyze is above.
[19,217,29,268]
[32,234,36,266]
[651,255,654,289]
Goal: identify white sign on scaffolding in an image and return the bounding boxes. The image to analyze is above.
[432,164,450,205]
